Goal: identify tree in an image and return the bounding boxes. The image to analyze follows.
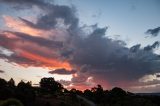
[40,77,63,94]
[91,85,103,93]
[84,89,93,100]
[8,78,15,88]
[70,88,77,94]
[16,80,35,105]
[0,78,7,88]
[91,85,105,103]
[0,78,10,99]
[109,87,127,97]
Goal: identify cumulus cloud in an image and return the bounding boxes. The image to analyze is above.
[146,27,160,37]
[65,27,160,89]
[49,68,77,75]
[0,0,160,91]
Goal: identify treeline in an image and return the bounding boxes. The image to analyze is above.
[0,77,160,106]
[82,85,160,106]
[0,78,35,106]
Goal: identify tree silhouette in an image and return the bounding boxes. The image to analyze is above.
[16,80,35,106]
[84,89,93,100]
[91,85,105,103]
[0,78,7,88]
[0,78,10,99]
[0,77,160,106]
[17,80,32,89]
[8,78,15,88]
[109,87,127,97]
[40,77,63,94]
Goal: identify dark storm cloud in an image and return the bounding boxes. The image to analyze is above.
[35,5,78,30]
[1,0,79,30]
[130,44,141,52]
[156,75,160,78]
[0,70,5,73]
[146,27,160,37]
[0,0,47,9]
[0,0,79,30]
[18,5,78,30]
[49,68,77,75]
[0,52,41,67]
[144,41,160,51]
[6,31,63,49]
[64,26,160,87]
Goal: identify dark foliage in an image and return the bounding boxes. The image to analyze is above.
[39,77,63,94]
[0,77,160,106]
[0,78,35,106]
[83,86,160,106]
[16,80,35,106]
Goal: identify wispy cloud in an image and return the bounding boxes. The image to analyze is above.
[49,68,77,75]
[146,27,160,37]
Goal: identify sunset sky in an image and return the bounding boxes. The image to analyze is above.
[0,0,160,93]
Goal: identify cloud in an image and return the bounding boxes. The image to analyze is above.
[144,41,160,51]
[156,74,160,78]
[0,46,14,56]
[1,0,78,31]
[146,27,160,37]
[0,0,78,70]
[130,44,141,52]
[36,75,42,78]
[6,31,63,49]
[0,31,71,69]
[63,27,160,89]
[58,80,71,86]
[3,16,54,38]
[49,68,77,75]
[0,0,46,9]
[0,70,5,73]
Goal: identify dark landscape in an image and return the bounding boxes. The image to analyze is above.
[0,77,160,106]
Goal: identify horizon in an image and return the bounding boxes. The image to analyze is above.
[0,0,160,93]
[2,77,160,94]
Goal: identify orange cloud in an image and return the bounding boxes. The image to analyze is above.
[0,31,72,70]
[3,15,53,38]
[19,50,72,70]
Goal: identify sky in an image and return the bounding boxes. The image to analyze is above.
[0,0,160,93]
